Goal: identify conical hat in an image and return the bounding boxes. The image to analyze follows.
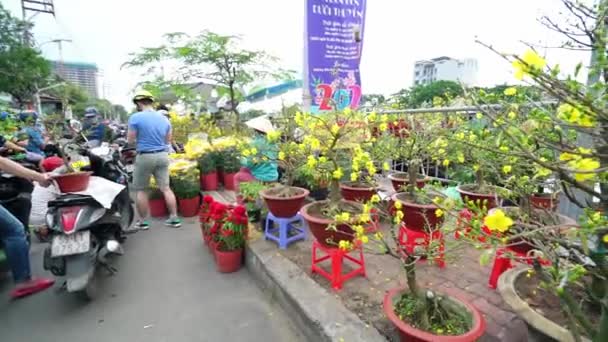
[245,115,274,133]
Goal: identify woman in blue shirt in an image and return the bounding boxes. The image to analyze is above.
[16,112,45,163]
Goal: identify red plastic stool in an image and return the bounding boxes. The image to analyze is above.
[488,247,550,289]
[365,209,380,233]
[311,239,366,290]
[398,225,445,268]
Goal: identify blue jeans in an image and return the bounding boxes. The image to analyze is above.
[0,204,31,283]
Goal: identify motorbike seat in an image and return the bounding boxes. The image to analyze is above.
[48,194,98,208]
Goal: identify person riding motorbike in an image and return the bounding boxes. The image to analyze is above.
[82,107,107,148]
[0,134,55,299]
[15,112,46,164]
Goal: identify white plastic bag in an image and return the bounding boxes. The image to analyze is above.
[29,183,58,226]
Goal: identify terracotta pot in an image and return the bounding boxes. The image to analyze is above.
[384,287,486,342]
[149,197,168,218]
[490,207,577,255]
[215,248,244,273]
[260,187,310,218]
[53,171,92,193]
[498,267,589,342]
[339,182,377,202]
[530,193,559,211]
[389,119,409,138]
[388,173,427,192]
[200,171,219,191]
[178,196,200,217]
[301,200,358,248]
[223,172,237,191]
[392,192,443,231]
[457,184,500,209]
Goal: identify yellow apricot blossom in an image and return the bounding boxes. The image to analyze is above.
[484,209,514,233]
[504,87,517,96]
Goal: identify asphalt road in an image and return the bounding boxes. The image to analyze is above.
[0,217,303,342]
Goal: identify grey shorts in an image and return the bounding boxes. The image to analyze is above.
[133,152,170,191]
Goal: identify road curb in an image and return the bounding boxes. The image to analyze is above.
[245,238,387,342]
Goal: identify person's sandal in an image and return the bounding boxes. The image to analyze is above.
[165,217,181,228]
[135,220,150,230]
[10,278,55,299]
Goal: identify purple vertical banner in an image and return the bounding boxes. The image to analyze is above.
[303,0,366,113]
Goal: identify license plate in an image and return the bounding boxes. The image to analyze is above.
[51,231,91,257]
[126,164,134,173]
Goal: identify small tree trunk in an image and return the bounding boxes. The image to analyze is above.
[404,258,430,330]
[475,168,484,190]
[408,160,419,197]
[329,179,341,203]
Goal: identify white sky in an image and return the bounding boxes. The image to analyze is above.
[2,0,591,107]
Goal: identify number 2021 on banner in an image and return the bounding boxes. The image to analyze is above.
[316,84,361,111]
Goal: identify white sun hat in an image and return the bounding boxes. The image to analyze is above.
[245,115,274,133]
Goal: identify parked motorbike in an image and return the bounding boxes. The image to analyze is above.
[114,138,136,182]
[43,144,134,300]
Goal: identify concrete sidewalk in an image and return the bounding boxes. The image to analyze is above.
[0,217,303,342]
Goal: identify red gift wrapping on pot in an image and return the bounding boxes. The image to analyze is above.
[200,171,219,191]
[179,196,200,217]
[234,167,255,193]
[149,197,168,218]
[223,172,237,191]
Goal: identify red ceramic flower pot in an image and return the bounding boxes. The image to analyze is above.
[392,193,443,232]
[218,169,225,184]
[260,187,310,218]
[223,172,237,191]
[339,182,377,202]
[179,196,200,217]
[384,287,486,342]
[200,172,219,191]
[530,193,559,211]
[388,173,427,192]
[209,239,220,257]
[149,197,168,218]
[215,248,244,273]
[457,184,500,209]
[301,200,357,248]
[53,171,92,193]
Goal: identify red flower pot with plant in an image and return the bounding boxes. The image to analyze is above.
[198,152,219,190]
[207,201,229,254]
[170,160,201,217]
[199,195,215,241]
[215,205,248,273]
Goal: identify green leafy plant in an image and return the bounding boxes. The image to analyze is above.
[169,160,200,199]
[198,152,217,175]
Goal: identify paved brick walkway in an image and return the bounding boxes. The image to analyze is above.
[278,226,529,342]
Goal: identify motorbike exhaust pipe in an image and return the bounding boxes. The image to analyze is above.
[97,240,123,264]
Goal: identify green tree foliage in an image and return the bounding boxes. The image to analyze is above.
[392,80,542,108]
[124,30,292,123]
[0,3,50,106]
[361,93,386,106]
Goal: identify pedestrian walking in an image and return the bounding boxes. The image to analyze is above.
[127,91,181,229]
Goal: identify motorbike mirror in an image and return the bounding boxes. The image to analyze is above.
[70,119,82,133]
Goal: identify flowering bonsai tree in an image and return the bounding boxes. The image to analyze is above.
[452,1,608,338]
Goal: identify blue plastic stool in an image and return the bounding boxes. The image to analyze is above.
[264,212,307,249]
